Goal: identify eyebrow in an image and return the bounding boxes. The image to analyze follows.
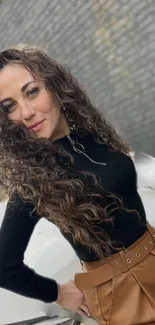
[0,81,37,104]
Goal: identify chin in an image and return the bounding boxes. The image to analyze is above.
[37,124,55,139]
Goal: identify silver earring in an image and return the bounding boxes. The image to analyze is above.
[70,123,76,131]
[62,107,77,132]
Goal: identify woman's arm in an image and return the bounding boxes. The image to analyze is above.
[0,192,58,303]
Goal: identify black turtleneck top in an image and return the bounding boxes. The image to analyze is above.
[0,133,147,303]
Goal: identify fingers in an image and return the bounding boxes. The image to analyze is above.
[77,303,90,318]
[81,303,90,315]
[77,308,90,318]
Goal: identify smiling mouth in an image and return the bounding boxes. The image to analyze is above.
[29,120,45,132]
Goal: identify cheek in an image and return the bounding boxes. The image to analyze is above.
[8,111,20,121]
[37,93,56,114]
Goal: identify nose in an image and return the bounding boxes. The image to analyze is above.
[20,100,35,120]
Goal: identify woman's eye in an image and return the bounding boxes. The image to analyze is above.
[27,88,39,97]
[1,103,16,114]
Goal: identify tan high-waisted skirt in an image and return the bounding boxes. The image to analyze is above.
[74,223,155,325]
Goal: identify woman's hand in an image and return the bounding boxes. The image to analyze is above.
[56,280,90,318]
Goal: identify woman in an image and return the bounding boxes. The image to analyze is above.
[0,47,154,325]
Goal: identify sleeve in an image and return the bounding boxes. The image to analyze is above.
[0,192,58,303]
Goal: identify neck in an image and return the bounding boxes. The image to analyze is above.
[51,112,71,141]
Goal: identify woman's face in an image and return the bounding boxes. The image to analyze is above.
[0,64,70,140]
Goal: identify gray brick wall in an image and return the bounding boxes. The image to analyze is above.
[0,0,155,155]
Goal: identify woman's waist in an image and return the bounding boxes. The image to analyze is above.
[72,221,147,262]
[75,222,155,290]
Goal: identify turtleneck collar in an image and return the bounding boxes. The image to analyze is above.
[51,130,77,143]
[52,130,93,144]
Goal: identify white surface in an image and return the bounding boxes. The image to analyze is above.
[138,188,155,225]
[135,151,155,225]
[135,152,155,189]
[0,201,7,227]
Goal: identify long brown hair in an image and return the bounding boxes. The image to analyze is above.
[0,48,134,258]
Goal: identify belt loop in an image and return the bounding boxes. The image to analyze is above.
[118,250,129,272]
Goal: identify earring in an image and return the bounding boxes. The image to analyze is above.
[70,123,76,131]
[62,107,77,132]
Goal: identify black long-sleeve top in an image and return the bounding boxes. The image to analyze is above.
[0,133,147,303]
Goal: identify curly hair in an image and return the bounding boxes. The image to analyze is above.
[0,47,136,258]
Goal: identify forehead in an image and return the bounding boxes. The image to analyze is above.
[0,64,34,99]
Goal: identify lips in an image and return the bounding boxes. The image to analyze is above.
[28,119,45,132]
[28,120,44,129]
